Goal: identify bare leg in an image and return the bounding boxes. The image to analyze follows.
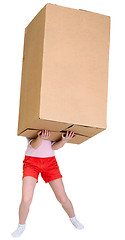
[49,178,75,218]
[19,176,37,224]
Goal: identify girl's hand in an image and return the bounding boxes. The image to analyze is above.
[61,131,76,142]
[37,130,51,139]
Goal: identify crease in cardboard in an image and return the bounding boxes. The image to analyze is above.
[78,9,87,12]
[74,124,104,130]
[19,128,58,135]
[60,130,89,138]
[65,124,74,129]
[64,122,104,130]
[19,128,90,138]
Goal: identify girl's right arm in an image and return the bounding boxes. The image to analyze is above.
[30,130,50,149]
[30,135,43,149]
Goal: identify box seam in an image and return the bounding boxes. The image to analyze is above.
[39,5,47,119]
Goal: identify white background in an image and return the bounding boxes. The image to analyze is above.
[0,0,125,239]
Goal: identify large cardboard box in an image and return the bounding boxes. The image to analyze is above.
[17,3,110,144]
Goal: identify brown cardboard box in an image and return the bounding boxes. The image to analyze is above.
[17,3,110,144]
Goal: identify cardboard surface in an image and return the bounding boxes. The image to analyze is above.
[18,5,46,134]
[17,3,110,144]
[41,4,110,128]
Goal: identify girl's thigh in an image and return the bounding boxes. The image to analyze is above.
[22,176,37,202]
[49,178,67,200]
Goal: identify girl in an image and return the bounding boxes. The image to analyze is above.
[11,130,84,237]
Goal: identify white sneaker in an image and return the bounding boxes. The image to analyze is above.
[70,216,84,230]
[11,224,26,238]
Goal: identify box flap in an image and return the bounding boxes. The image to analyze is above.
[63,124,105,137]
[19,128,89,144]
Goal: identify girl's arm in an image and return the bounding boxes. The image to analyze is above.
[30,135,43,149]
[51,139,67,150]
[30,130,50,149]
[52,131,76,150]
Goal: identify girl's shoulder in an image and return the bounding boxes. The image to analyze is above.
[26,137,33,143]
[51,140,55,145]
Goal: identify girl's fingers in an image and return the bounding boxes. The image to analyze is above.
[45,130,47,137]
[42,130,45,136]
[38,130,42,135]
[38,130,51,139]
[67,131,75,139]
[68,131,74,138]
[69,131,73,137]
[42,130,50,138]
[47,130,50,136]
[39,130,74,139]
[68,131,71,137]
[62,133,66,139]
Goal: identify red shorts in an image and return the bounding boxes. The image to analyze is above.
[22,155,62,183]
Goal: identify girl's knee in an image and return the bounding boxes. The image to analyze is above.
[22,196,32,206]
[57,194,69,205]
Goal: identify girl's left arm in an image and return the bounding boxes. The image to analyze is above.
[51,131,76,150]
[51,139,67,150]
